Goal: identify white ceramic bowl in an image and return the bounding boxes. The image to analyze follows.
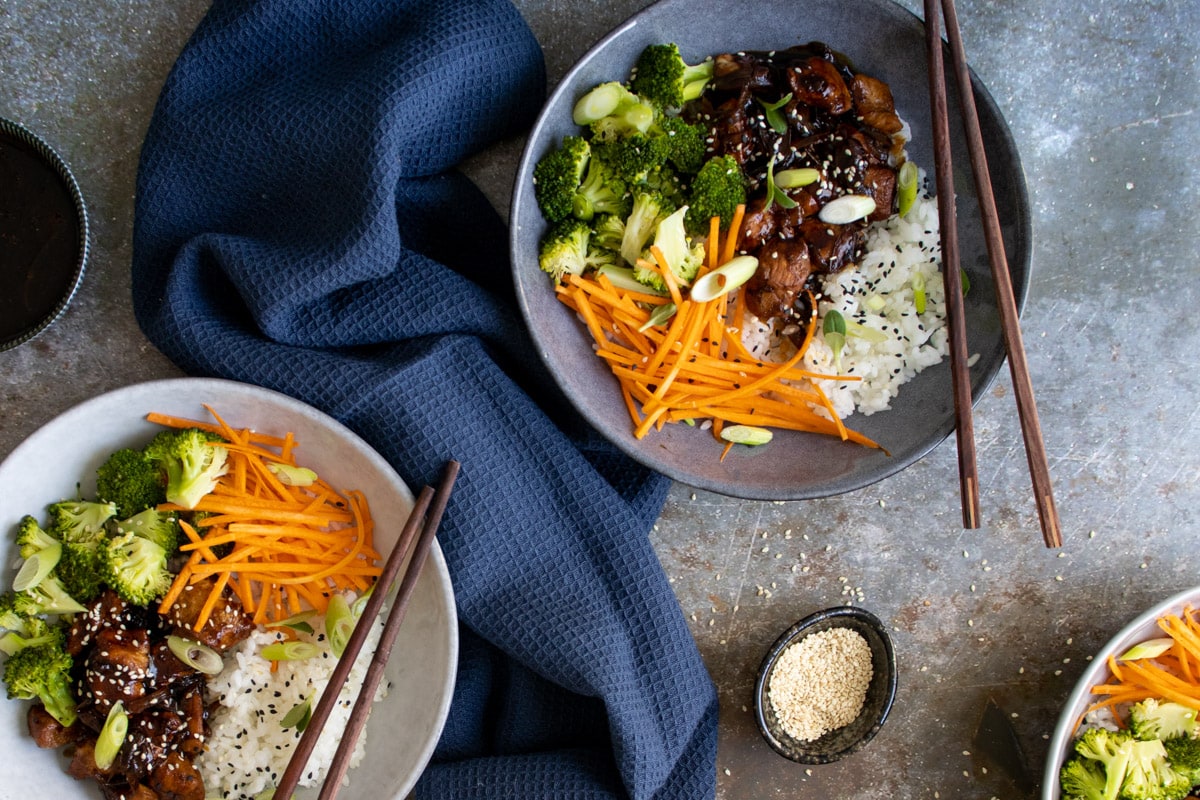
[0,378,457,799]
[1042,585,1200,799]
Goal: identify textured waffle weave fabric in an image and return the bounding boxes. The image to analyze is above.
[130,0,718,798]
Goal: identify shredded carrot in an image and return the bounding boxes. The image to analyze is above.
[155,408,381,629]
[554,213,879,455]
[1078,606,1200,732]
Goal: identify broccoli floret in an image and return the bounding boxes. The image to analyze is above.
[16,515,59,559]
[3,638,76,726]
[630,43,714,109]
[115,508,180,555]
[0,590,38,630]
[685,155,748,235]
[1130,699,1200,742]
[55,542,105,603]
[1163,736,1200,785]
[620,190,674,268]
[1075,727,1134,800]
[533,135,591,224]
[573,153,630,222]
[634,206,705,291]
[96,446,166,518]
[1120,738,1192,800]
[592,214,626,255]
[47,499,117,544]
[654,115,707,175]
[595,132,671,184]
[144,428,228,510]
[539,217,592,282]
[1061,753,1111,800]
[101,532,172,606]
[20,575,86,616]
[0,615,62,657]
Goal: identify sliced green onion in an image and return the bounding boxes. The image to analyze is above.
[774,168,819,189]
[13,542,61,591]
[95,701,129,770]
[325,594,356,658]
[844,319,889,344]
[351,587,375,617]
[765,155,798,211]
[266,609,317,635]
[690,256,759,302]
[596,264,667,296]
[167,635,224,675]
[572,82,633,125]
[756,93,793,134]
[818,194,876,224]
[864,294,886,313]
[719,425,773,446]
[280,697,312,732]
[261,641,320,662]
[1118,637,1174,661]
[639,302,677,332]
[266,462,317,486]
[823,309,847,371]
[911,272,927,314]
[897,160,919,217]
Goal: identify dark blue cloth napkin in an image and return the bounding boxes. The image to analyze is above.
[130,0,718,798]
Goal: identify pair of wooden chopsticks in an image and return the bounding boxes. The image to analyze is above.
[923,0,1062,547]
[273,459,461,800]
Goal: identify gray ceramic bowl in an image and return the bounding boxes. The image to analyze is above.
[0,378,457,799]
[510,0,1031,500]
[754,606,897,763]
[0,117,89,352]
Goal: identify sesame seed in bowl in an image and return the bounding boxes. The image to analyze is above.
[754,606,897,764]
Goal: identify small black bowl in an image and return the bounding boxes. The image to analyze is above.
[754,606,897,764]
[0,117,89,352]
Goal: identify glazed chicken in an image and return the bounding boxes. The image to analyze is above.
[29,586,253,800]
[684,42,905,331]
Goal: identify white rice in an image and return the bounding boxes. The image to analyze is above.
[742,190,948,419]
[196,611,388,799]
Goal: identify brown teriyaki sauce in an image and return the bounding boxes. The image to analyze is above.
[0,128,82,346]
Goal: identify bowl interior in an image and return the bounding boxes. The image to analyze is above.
[1041,586,1200,800]
[754,606,897,763]
[510,0,1031,500]
[0,378,457,799]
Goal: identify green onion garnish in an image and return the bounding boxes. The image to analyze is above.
[261,641,320,662]
[13,542,61,591]
[325,594,356,658]
[95,701,129,770]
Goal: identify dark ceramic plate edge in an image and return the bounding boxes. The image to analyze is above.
[753,606,898,763]
[510,0,1032,500]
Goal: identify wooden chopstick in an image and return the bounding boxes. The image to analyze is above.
[923,0,980,530]
[926,0,1062,547]
[316,459,459,800]
[273,459,460,798]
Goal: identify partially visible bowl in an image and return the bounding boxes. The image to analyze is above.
[754,606,897,763]
[1042,586,1200,800]
[0,378,457,799]
[510,0,1031,500]
[0,117,89,351]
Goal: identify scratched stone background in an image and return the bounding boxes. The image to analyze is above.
[2,0,1198,798]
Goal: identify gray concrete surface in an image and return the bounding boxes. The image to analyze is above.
[2,0,1198,797]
